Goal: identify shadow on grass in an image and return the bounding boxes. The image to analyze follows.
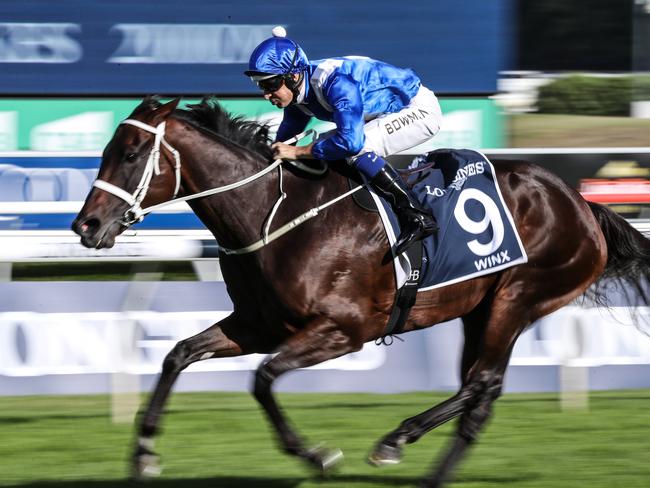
[3,478,303,488]
[0,413,111,425]
[325,472,541,486]
[1,472,543,488]
[2,476,419,488]
[321,474,425,486]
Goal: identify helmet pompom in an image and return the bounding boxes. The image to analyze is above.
[244,26,308,77]
[272,25,287,38]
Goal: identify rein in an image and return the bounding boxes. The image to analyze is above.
[92,120,365,255]
[221,183,364,255]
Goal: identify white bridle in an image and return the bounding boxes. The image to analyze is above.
[92,119,181,225]
[91,121,363,254]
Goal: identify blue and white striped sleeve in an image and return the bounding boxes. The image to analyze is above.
[311,74,365,160]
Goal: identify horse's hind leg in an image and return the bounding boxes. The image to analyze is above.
[418,361,510,488]
[253,317,359,473]
[132,314,252,479]
[369,388,473,466]
[368,311,487,466]
[370,294,523,488]
[418,304,525,488]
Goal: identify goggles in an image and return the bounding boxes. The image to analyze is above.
[254,75,285,93]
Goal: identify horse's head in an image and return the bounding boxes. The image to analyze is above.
[72,97,181,249]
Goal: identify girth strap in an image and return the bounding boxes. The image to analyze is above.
[378,241,424,343]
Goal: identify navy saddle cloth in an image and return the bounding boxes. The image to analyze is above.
[378,148,528,291]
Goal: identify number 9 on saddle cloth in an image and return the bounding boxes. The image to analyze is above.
[372,148,528,291]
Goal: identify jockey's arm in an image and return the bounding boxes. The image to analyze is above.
[273,74,365,162]
[311,74,365,161]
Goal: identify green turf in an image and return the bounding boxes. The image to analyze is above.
[0,390,648,487]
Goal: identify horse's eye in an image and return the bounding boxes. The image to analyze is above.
[125,153,138,162]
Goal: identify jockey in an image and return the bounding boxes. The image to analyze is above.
[245,27,443,255]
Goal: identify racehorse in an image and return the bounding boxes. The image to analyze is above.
[72,96,650,487]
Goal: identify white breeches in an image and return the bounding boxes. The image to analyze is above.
[358,85,443,158]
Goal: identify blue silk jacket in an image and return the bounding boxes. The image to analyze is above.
[275,56,421,160]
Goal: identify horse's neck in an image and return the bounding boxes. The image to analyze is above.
[172,133,279,250]
[167,122,355,258]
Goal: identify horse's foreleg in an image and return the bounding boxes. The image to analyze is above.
[253,317,358,473]
[132,314,249,479]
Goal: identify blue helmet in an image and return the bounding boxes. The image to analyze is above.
[244,27,309,78]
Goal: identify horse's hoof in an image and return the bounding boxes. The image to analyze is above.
[367,442,403,466]
[131,453,162,480]
[306,444,344,474]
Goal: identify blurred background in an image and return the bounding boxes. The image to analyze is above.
[0,1,649,486]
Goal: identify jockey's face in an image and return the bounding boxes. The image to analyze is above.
[262,74,299,108]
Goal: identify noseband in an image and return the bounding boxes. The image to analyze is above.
[92,119,181,225]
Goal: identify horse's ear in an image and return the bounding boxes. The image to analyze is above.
[153,97,181,122]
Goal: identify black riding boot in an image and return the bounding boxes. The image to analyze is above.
[369,164,438,255]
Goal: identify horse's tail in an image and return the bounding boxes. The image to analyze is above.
[587,202,650,326]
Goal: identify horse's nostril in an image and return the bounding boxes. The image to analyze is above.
[74,217,101,237]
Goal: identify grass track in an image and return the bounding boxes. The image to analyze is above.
[0,390,649,487]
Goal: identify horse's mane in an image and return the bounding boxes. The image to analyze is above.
[136,96,274,160]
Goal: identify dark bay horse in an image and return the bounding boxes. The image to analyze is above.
[72,97,650,487]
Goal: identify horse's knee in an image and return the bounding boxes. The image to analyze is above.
[162,340,191,373]
[252,363,277,401]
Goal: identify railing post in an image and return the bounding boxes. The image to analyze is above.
[559,308,589,411]
[111,267,162,424]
